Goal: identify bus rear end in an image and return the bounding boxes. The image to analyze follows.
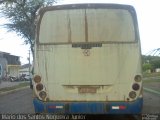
[33,4,142,114]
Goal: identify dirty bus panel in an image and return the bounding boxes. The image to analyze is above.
[33,4,142,114]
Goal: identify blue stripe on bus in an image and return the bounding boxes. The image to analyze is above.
[33,98,143,114]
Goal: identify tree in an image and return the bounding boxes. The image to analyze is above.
[142,63,152,72]
[150,59,160,70]
[0,0,58,55]
[142,55,160,72]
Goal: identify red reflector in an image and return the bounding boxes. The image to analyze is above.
[48,105,63,109]
[119,105,126,110]
[49,106,56,109]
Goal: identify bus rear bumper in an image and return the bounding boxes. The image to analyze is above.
[33,98,143,114]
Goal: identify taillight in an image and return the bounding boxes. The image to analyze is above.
[33,74,48,101]
[129,91,136,99]
[127,75,142,100]
[134,75,142,82]
[132,83,140,91]
[36,83,43,91]
[39,91,47,99]
[34,75,41,83]
[119,105,126,110]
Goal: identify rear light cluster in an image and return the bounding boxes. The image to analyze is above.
[132,83,140,91]
[134,75,142,82]
[39,91,47,99]
[33,75,47,100]
[34,75,41,83]
[128,75,142,100]
[129,91,136,99]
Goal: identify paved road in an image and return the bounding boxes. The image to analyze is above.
[143,90,160,113]
[0,88,34,114]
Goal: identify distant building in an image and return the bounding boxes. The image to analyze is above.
[156,68,160,73]
[19,63,31,76]
[0,51,21,79]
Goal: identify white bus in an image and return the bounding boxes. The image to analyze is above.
[32,3,143,114]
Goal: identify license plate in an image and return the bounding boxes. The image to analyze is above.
[78,87,97,93]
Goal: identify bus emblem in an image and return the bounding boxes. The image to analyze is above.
[83,49,90,56]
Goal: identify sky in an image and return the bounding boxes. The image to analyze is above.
[0,0,160,64]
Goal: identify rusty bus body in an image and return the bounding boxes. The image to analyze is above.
[32,4,143,114]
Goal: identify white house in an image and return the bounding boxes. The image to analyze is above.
[19,64,32,76]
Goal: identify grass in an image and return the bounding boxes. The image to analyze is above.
[143,72,160,83]
[143,79,160,83]
[143,72,160,78]
[0,82,29,92]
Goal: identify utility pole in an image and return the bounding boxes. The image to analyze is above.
[28,50,33,89]
[28,50,31,79]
